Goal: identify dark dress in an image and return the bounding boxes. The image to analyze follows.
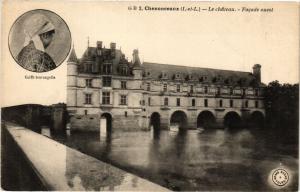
[17,41,56,72]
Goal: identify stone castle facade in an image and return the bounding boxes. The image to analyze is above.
[67,41,265,132]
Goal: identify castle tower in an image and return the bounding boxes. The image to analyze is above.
[252,64,261,83]
[132,49,142,80]
[67,46,78,112]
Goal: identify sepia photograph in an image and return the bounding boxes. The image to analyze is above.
[8,9,71,72]
[1,1,299,191]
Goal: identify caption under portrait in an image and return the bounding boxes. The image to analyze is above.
[25,75,56,80]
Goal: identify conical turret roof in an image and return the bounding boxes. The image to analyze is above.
[67,46,78,63]
[132,49,142,68]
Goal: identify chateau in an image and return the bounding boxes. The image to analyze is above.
[67,41,265,132]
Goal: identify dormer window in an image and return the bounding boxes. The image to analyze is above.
[103,63,112,74]
[174,73,181,80]
[161,71,168,79]
[201,76,208,82]
[96,49,102,56]
[213,75,222,83]
[255,89,259,96]
[120,66,128,75]
[186,74,194,81]
[217,87,221,95]
[85,63,92,73]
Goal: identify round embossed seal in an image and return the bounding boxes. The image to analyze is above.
[271,168,289,187]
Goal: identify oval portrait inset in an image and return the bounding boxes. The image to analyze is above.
[9,9,71,72]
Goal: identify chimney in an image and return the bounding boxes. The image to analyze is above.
[96,41,102,56]
[110,42,116,50]
[132,49,141,67]
[96,41,102,49]
[252,64,261,83]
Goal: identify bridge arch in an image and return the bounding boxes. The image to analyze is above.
[150,112,161,131]
[100,113,112,135]
[170,110,188,129]
[224,111,242,129]
[197,110,216,129]
[250,111,265,128]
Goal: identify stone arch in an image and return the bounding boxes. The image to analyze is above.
[150,112,161,131]
[197,110,216,129]
[170,110,188,129]
[224,111,242,129]
[250,111,265,128]
[100,113,112,135]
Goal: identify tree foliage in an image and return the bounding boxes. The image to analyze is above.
[264,81,299,144]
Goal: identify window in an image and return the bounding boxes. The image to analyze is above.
[125,111,128,117]
[102,92,110,104]
[176,98,180,106]
[204,99,208,107]
[84,110,88,115]
[190,85,194,93]
[85,79,92,87]
[242,88,246,96]
[217,87,221,95]
[230,88,233,95]
[121,81,127,89]
[255,100,259,108]
[177,85,180,92]
[230,100,233,107]
[86,63,92,72]
[192,99,195,106]
[245,100,248,108]
[103,76,111,87]
[120,67,128,75]
[103,63,112,74]
[219,100,223,107]
[163,84,168,92]
[120,95,127,105]
[204,86,208,94]
[148,97,151,106]
[164,97,168,106]
[147,83,150,91]
[255,89,259,96]
[85,94,92,104]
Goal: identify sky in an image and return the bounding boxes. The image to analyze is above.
[1,1,299,107]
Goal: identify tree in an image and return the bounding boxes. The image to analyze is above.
[264,81,299,145]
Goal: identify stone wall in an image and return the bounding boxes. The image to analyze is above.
[70,114,100,132]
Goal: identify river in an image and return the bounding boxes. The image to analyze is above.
[47,127,298,191]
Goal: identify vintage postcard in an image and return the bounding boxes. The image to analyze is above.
[1,1,299,191]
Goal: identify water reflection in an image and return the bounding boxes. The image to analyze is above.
[65,147,125,191]
[52,128,298,191]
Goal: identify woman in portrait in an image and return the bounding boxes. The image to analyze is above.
[17,13,56,72]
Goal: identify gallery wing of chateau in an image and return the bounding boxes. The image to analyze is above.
[67,41,265,131]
